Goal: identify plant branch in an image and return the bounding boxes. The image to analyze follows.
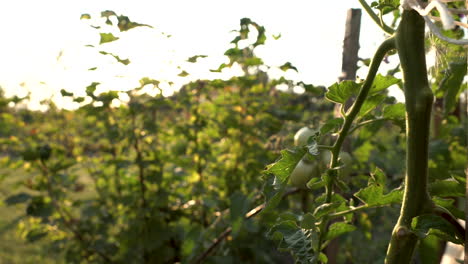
[332,36,396,161]
[191,188,300,264]
[348,118,385,134]
[316,36,396,259]
[358,0,395,35]
[328,205,369,218]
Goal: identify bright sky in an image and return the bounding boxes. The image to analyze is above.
[0,0,396,110]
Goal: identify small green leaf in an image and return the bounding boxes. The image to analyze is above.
[245,57,263,66]
[86,82,100,97]
[101,10,117,18]
[88,67,97,71]
[411,214,464,244]
[139,77,160,87]
[178,70,189,77]
[80,14,91,20]
[4,193,32,205]
[116,15,152,32]
[210,63,228,73]
[324,222,356,241]
[325,81,361,104]
[99,33,119,44]
[187,55,208,63]
[99,51,130,65]
[279,62,298,72]
[60,89,73,97]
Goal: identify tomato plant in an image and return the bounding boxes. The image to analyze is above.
[0,2,466,264]
[263,1,466,263]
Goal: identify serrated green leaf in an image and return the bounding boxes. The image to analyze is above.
[265,148,307,184]
[411,214,464,244]
[99,33,119,44]
[354,184,402,207]
[325,81,361,104]
[429,180,464,197]
[324,222,356,241]
[370,74,400,95]
[267,221,317,264]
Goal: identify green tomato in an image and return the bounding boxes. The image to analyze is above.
[319,150,332,169]
[294,127,316,146]
[290,159,319,188]
[318,151,352,177]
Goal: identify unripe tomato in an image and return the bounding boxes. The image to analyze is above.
[318,151,352,177]
[294,127,316,146]
[290,159,319,188]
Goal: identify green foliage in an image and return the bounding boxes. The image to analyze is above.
[267,221,319,264]
[411,214,464,244]
[1,4,466,263]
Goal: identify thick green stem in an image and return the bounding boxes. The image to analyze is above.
[385,10,434,264]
